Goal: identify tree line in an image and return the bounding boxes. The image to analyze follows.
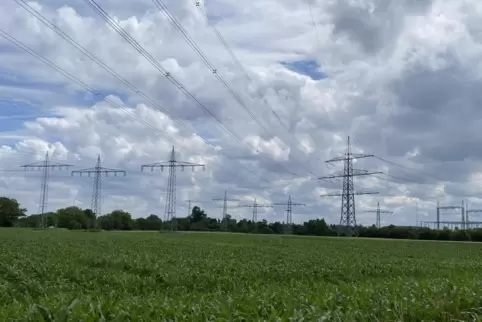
[2,196,482,242]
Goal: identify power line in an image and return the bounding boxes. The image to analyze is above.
[0,22,274,186]
[192,0,323,164]
[81,0,302,178]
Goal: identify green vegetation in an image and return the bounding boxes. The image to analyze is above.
[1,228,482,321]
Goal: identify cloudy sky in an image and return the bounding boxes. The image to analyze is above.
[0,0,480,227]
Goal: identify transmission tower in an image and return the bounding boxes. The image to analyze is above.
[213,191,240,231]
[364,201,393,228]
[319,136,381,237]
[274,195,305,234]
[72,155,126,228]
[238,198,272,228]
[21,151,73,228]
[434,201,465,230]
[184,199,206,217]
[141,146,205,231]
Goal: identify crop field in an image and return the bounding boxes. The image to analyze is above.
[1,229,482,321]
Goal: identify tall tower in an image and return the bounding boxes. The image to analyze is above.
[72,155,126,228]
[142,146,205,231]
[319,136,380,236]
[213,190,240,231]
[238,198,272,231]
[21,151,73,228]
[364,201,393,228]
[274,195,306,234]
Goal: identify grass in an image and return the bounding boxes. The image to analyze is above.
[1,228,482,321]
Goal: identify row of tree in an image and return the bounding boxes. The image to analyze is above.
[2,196,482,242]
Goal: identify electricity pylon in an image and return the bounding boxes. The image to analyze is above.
[274,195,305,234]
[72,155,126,228]
[184,199,205,217]
[141,146,205,231]
[364,201,393,228]
[213,190,240,231]
[319,136,381,237]
[21,151,72,228]
[238,198,272,231]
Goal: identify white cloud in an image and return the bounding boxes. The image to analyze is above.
[1,0,482,228]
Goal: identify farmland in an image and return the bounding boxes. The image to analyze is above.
[1,229,482,321]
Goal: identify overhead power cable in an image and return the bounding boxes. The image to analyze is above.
[375,156,443,183]
[10,0,280,184]
[0,28,268,185]
[191,0,323,162]
[82,0,300,177]
[161,0,322,172]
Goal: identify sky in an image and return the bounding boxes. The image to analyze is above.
[0,0,481,227]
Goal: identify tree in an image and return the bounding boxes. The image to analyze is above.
[189,206,207,223]
[56,207,91,230]
[0,197,26,227]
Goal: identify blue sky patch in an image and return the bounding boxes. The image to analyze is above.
[280,59,327,80]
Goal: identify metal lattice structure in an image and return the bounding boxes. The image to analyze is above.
[364,201,393,228]
[436,201,465,230]
[21,151,73,228]
[466,208,482,228]
[72,155,126,227]
[141,146,205,231]
[238,198,272,229]
[274,195,305,234]
[213,191,240,231]
[184,199,205,217]
[319,136,381,237]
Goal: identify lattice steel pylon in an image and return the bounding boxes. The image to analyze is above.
[319,136,381,237]
[72,155,126,228]
[141,146,205,231]
[364,201,393,228]
[274,195,306,234]
[21,151,73,228]
[213,190,240,231]
[238,198,272,231]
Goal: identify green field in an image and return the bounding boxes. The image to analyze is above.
[1,229,482,321]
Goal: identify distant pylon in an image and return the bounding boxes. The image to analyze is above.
[184,199,205,217]
[238,198,272,231]
[319,136,381,237]
[72,155,126,228]
[274,195,305,234]
[364,201,393,228]
[142,146,205,231]
[21,151,73,228]
[213,190,240,231]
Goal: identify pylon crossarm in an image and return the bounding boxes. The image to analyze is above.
[21,163,72,169]
[325,156,346,163]
[350,153,374,159]
[325,153,374,163]
[438,206,463,210]
[72,169,126,177]
[321,192,379,197]
[319,171,383,180]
